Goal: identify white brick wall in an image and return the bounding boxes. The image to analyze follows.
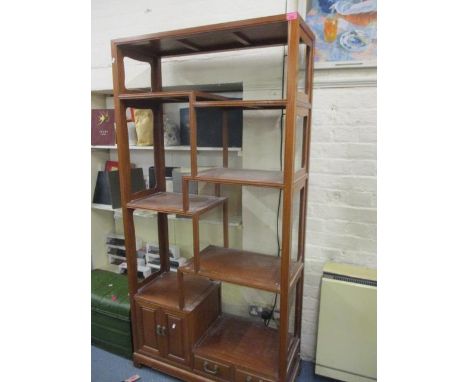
[301,85,377,360]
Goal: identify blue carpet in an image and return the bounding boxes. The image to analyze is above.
[91,346,336,381]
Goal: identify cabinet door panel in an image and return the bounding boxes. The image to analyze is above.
[136,305,161,357]
[166,314,185,362]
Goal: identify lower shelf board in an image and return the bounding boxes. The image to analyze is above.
[194,314,294,380]
[179,245,303,293]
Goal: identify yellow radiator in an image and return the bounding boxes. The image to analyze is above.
[315,262,377,382]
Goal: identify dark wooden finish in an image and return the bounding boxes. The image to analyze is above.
[135,272,214,311]
[187,168,284,188]
[194,99,287,110]
[111,12,315,382]
[189,93,198,176]
[179,245,303,293]
[278,17,300,381]
[194,315,297,381]
[112,14,313,59]
[126,192,225,216]
[134,273,221,369]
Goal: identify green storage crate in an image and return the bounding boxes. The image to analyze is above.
[91,269,133,358]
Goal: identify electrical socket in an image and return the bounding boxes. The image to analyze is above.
[249,305,279,319]
[249,305,267,318]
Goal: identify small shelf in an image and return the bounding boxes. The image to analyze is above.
[91,204,242,226]
[179,245,303,293]
[194,314,290,380]
[91,145,242,152]
[118,90,228,108]
[191,168,283,188]
[194,99,287,109]
[136,272,216,312]
[126,192,225,216]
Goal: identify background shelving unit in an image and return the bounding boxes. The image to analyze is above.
[108,13,314,382]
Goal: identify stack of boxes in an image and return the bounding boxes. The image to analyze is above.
[105,233,184,277]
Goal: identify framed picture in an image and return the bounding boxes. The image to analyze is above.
[305,0,377,68]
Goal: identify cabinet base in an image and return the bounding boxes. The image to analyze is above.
[134,352,213,382]
[133,349,302,382]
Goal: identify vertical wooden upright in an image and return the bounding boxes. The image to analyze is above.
[279,16,300,381]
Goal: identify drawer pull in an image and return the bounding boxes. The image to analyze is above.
[246,377,253,382]
[156,325,162,335]
[203,361,219,375]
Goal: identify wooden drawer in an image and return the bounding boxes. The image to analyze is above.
[194,356,232,381]
[235,369,274,382]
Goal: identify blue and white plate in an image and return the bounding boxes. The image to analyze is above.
[339,30,369,52]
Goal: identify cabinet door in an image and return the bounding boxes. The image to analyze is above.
[135,304,162,358]
[161,312,188,365]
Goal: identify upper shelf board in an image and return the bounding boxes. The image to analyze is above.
[118,90,226,108]
[112,13,314,59]
[91,145,242,152]
[189,168,284,188]
[194,99,287,110]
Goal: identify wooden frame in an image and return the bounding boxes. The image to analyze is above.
[111,13,315,382]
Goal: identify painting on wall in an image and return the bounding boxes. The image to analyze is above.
[306,0,377,65]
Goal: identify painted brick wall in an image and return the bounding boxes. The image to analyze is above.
[301,84,377,360]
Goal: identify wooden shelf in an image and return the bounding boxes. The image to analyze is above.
[191,168,283,188]
[91,145,242,152]
[119,90,227,108]
[179,245,302,293]
[136,272,216,312]
[194,314,290,380]
[126,192,225,216]
[113,14,313,59]
[91,204,242,226]
[194,99,287,110]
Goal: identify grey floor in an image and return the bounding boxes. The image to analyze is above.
[91,346,336,382]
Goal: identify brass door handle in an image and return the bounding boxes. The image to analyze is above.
[156,325,167,336]
[203,361,219,375]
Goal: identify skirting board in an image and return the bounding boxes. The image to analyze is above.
[315,364,376,382]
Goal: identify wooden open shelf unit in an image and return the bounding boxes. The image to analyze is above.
[111,13,314,382]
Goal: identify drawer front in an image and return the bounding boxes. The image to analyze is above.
[194,356,232,381]
[235,370,274,382]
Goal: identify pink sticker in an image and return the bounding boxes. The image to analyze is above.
[286,12,298,20]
